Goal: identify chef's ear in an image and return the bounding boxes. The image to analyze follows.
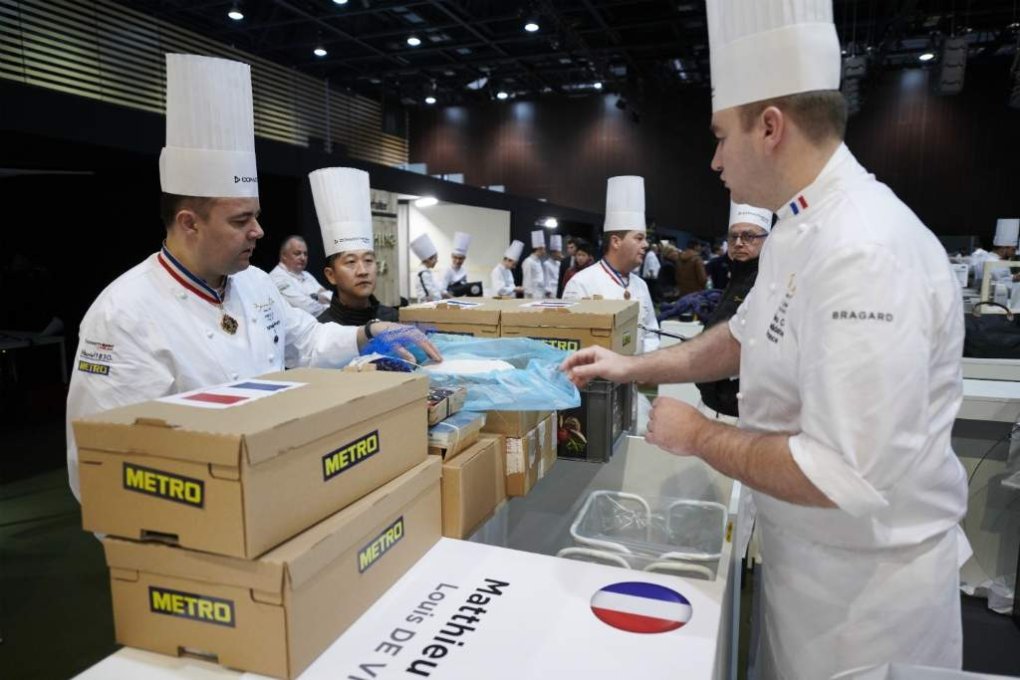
[760,105,786,153]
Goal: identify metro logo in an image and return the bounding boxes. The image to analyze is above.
[123,463,204,508]
[358,516,404,573]
[536,337,581,352]
[322,430,380,481]
[149,586,235,627]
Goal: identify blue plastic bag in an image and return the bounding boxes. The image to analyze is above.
[423,334,581,411]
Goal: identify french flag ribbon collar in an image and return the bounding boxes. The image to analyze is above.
[158,244,227,306]
[599,259,630,290]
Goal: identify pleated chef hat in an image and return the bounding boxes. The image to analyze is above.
[707,0,841,113]
[452,232,472,256]
[411,233,438,261]
[994,219,1020,247]
[729,201,774,233]
[309,168,373,257]
[504,240,525,262]
[604,176,646,232]
[160,54,258,197]
[550,235,563,251]
[531,230,546,249]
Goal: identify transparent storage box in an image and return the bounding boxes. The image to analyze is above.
[557,490,727,580]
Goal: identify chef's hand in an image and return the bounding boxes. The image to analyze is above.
[357,322,442,363]
[645,397,707,457]
[560,346,636,388]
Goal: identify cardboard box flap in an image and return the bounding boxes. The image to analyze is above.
[269,458,441,591]
[500,299,639,330]
[102,536,285,595]
[72,369,427,468]
[399,300,502,325]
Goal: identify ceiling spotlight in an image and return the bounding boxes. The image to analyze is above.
[918,52,935,62]
[425,96,437,105]
[313,46,328,57]
[524,21,540,33]
[228,9,244,21]
[593,81,603,90]
[407,36,422,47]
[496,90,509,100]
[333,0,349,4]
[543,218,558,229]
[415,196,439,208]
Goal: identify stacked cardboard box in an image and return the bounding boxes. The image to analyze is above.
[73,368,441,679]
[398,298,504,337]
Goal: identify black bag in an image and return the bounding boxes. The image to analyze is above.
[963,302,1020,359]
[448,280,483,297]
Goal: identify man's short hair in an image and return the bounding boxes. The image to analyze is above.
[602,230,633,254]
[160,193,215,230]
[738,90,848,145]
[573,238,593,256]
[280,235,306,257]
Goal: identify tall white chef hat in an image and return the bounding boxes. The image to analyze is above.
[531,230,546,249]
[729,201,774,233]
[309,168,373,257]
[707,0,841,113]
[504,240,525,262]
[994,218,1020,247]
[410,233,438,261]
[550,234,563,251]
[452,231,472,256]
[604,176,646,232]
[159,54,258,198]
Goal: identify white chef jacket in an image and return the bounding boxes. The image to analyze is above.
[641,250,661,279]
[441,265,468,294]
[521,254,547,299]
[728,144,969,678]
[269,263,331,317]
[66,250,359,501]
[543,258,561,298]
[490,263,516,297]
[562,259,660,353]
[414,266,442,302]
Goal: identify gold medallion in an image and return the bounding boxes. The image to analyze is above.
[624,290,631,300]
[221,313,239,335]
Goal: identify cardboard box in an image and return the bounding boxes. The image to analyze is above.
[399,298,504,338]
[440,436,501,538]
[538,412,557,479]
[75,368,428,558]
[481,434,508,507]
[504,427,539,497]
[426,386,467,426]
[102,458,441,679]
[499,299,641,355]
[482,410,551,438]
[428,410,484,460]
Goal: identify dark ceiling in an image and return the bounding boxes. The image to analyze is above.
[133,1,1020,107]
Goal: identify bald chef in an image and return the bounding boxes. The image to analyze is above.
[66,54,438,500]
[562,1,970,677]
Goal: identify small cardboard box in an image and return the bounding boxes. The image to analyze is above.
[75,368,428,558]
[504,427,539,497]
[482,410,552,439]
[399,298,504,338]
[538,412,557,479]
[481,434,508,507]
[428,411,484,460]
[440,436,501,539]
[499,299,641,355]
[102,458,441,679]
[427,386,467,426]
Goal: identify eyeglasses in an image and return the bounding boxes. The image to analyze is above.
[727,231,768,245]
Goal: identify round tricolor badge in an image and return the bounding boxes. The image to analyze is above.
[590,581,692,634]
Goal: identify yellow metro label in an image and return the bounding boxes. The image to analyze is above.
[149,586,235,627]
[358,516,404,573]
[123,463,204,508]
[77,360,110,375]
[322,430,380,481]
[536,337,581,352]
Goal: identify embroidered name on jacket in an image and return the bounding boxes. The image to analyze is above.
[831,311,894,322]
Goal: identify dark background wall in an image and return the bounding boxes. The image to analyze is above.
[410,61,1020,242]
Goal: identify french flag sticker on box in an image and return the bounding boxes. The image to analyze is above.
[590,581,693,634]
[158,379,305,409]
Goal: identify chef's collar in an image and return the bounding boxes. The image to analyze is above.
[158,243,229,305]
[774,143,858,223]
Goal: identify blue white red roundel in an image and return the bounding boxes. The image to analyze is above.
[590,581,692,634]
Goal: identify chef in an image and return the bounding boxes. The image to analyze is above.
[522,230,548,299]
[544,234,564,298]
[310,167,398,326]
[974,218,1019,290]
[441,231,472,295]
[561,1,970,677]
[490,240,524,297]
[410,233,443,302]
[269,235,332,316]
[65,54,438,501]
[562,176,660,353]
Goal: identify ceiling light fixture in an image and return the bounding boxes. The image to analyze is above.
[524,21,540,33]
[425,96,437,105]
[543,218,558,229]
[314,46,328,57]
[228,9,244,21]
[918,52,935,62]
[407,36,422,47]
[593,81,603,90]
[333,0,349,4]
[415,196,439,208]
[496,90,509,100]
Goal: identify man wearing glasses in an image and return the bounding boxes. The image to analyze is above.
[694,201,773,421]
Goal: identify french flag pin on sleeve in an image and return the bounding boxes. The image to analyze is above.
[590,581,692,634]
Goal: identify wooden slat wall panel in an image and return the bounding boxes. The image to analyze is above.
[0,0,408,166]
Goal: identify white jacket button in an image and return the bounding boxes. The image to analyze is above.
[206,331,214,339]
[748,338,757,348]
[736,392,744,400]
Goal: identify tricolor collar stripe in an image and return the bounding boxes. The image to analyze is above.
[599,259,629,288]
[158,247,223,305]
[789,195,808,215]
